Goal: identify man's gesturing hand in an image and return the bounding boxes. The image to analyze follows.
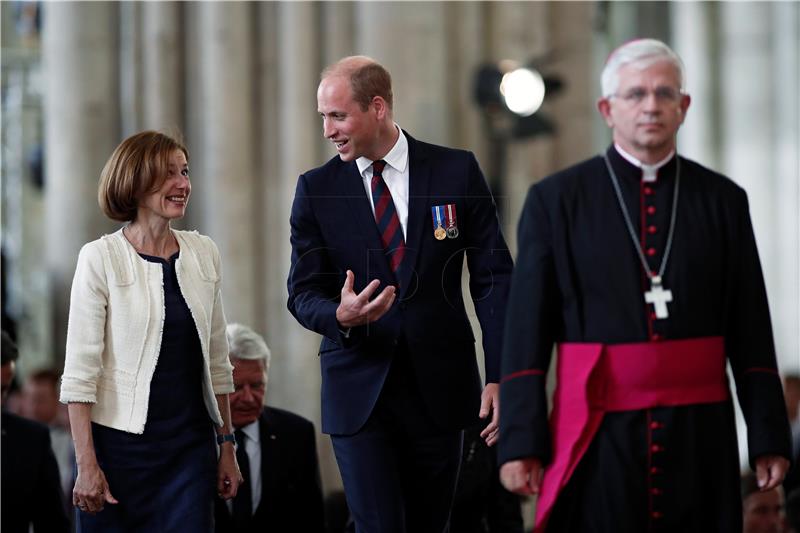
[336,270,396,328]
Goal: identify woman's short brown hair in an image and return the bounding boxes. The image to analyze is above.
[98,131,188,222]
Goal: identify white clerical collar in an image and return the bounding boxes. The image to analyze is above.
[240,419,260,444]
[614,143,675,183]
[357,124,409,175]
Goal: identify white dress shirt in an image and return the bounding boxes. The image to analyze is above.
[356,125,410,240]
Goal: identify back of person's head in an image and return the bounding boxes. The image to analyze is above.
[26,368,60,389]
[601,38,685,98]
[784,373,800,421]
[741,471,786,533]
[1,330,18,366]
[23,368,62,424]
[322,55,394,112]
[98,130,188,222]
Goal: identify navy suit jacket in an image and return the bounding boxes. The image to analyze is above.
[1,411,70,533]
[214,407,324,533]
[288,132,513,435]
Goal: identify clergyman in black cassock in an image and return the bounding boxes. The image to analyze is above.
[498,39,792,533]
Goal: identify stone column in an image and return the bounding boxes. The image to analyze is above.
[272,1,335,490]
[141,1,183,132]
[357,2,451,145]
[320,2,355,67]
[3,58,50,376]
[770,2,799,372]
[672,2,720,168]
[487,1,552,253]
[118,2,142,136]
[719,3,777,309]
[548,2,596,171]
[43,1,119,362]
[195,2,258,326]
[444,2,487,157]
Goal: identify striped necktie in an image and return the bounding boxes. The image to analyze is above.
[370,160,406,274]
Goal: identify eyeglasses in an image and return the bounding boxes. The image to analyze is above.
[610,87,683,105]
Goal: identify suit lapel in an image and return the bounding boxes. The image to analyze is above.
[398,133,431,297]
[255,409,279,517]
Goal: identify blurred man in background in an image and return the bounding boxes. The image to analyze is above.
[215,323,324,533]
[743,471,786,533]
[1,331,69,533]
[23,368,75,502]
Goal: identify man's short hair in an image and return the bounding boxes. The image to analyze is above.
[1,330,18,366]
[98,130,188,222]
[226,323,271,372]
[26,368,61,389]
[784,373,800,390]
[601,38,686,98]
[322,56,394,112]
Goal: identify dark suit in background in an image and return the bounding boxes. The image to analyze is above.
[215,406,324,533]
[1,410,70,533]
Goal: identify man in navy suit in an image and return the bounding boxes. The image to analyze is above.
[214,323,324,533]
[1,331,70,533]
[287,56,513,533]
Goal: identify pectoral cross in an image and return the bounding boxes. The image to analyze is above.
[644,276,673,319]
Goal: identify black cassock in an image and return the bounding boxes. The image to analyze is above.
[498,146,792,532]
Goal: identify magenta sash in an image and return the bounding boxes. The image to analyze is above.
[534,336,729,532]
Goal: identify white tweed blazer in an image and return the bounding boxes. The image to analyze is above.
[60,228,234,434]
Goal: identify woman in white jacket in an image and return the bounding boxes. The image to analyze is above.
[60,131,242,532]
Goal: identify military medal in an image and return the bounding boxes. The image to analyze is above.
[445,204,459,239]
[431,206,447,240]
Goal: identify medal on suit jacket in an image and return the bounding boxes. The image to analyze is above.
[444,203,459,239]
[431,205,447,240]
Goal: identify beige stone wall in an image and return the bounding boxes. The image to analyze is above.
[4,1,789,512]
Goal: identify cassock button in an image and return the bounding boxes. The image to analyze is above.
[647,206,657,215]
[644,186,654,195]
[647,247,657,257]
[650,311,658,320]
[650,466,661,474]
[650,421,663,430]
[652,511,664,519]
[648,225,657,234]
[651,487,663,496]
[651,444,664,453]
[651,333,661,341]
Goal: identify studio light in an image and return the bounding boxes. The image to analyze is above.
[473,59,563,139]
[500,68,546,117]
[471,58,565,214]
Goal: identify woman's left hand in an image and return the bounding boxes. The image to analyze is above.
[217,443,243,500]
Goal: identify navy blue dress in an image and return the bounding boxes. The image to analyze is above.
[77,252,216,532]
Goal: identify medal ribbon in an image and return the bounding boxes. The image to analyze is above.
[445,204,457,228]
[431,205,444,229]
